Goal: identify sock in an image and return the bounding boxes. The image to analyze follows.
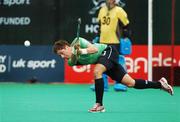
[95,78,104,106]
[134,79,161,89]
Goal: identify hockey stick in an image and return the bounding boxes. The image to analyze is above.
[70,18,81,47]
[70,18,81,64]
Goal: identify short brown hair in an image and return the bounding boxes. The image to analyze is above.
[53,40,70,54]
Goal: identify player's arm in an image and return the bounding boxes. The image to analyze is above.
[118,20,131,39]
[117,7,132,39]
[68,42,98,66]
[122,24,132,39]
[77,43,98,55]
[68,54,78,66]
[86,43,98,54]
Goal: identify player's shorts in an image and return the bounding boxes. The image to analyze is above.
[97,46,127,83]
[102,44,120,54]
[107,44,120,54]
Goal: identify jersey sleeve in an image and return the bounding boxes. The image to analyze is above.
[79,37,91,48]
[117,7,129,26]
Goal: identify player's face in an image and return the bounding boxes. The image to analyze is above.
[106,0,115,5]
[57,46,72,59]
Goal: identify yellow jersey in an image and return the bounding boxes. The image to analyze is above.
[98,6,129,44]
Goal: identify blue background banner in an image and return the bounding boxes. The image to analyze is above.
[0,45,64,83]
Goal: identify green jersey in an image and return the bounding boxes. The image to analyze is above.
[68,37,107,66]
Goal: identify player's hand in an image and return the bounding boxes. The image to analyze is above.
[71,54,78,64]
[74,43,80,50]
[73,44,81,55]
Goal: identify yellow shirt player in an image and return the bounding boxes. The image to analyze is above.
[98,2,130,44]
[89,0,131,92]
[90,0,131,92]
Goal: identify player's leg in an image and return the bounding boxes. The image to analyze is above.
[114,55,127,91]
[107,64,174,95]
[121,74,174,95]
[107,44,128,91]
[90,74,109,91]
[88,63,106,113]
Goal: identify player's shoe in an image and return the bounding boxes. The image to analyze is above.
[88,103,105,113]
[159,77,174,95]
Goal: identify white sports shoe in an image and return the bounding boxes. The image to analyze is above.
[159,77,174,95]
[88,103,105,113]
